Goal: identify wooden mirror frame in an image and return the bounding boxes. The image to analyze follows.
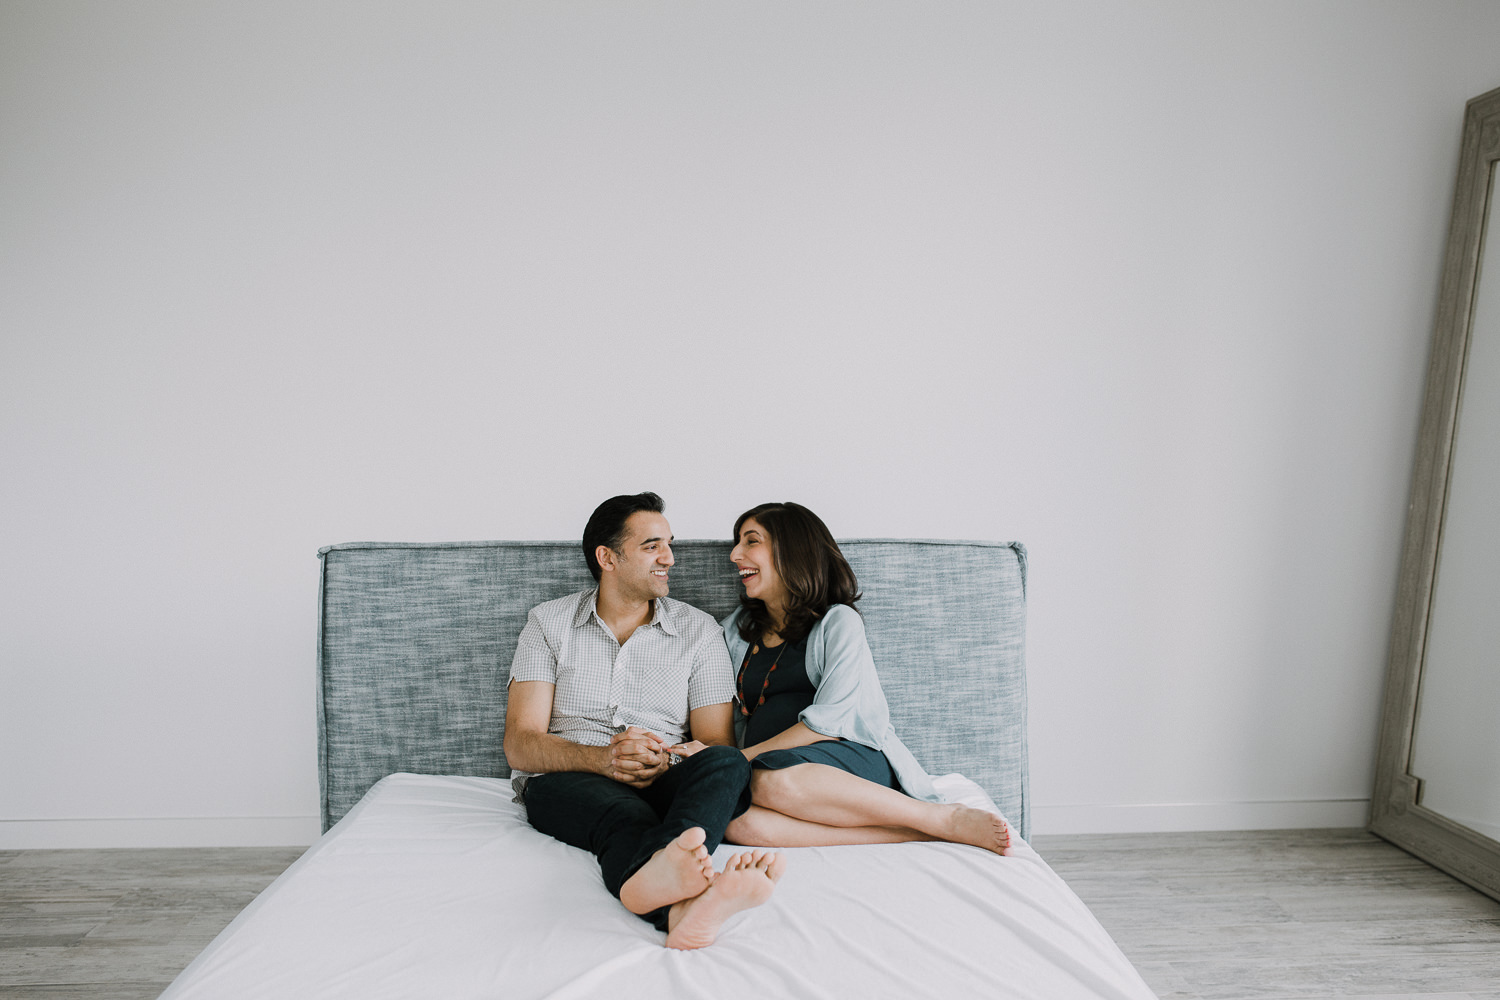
[1369,85,1500,902]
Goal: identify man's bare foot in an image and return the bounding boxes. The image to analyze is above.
[664,850,786,950]
[619,827,715,915]
[944,804,1013,856]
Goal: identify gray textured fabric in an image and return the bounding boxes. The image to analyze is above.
[317,538,1029,837]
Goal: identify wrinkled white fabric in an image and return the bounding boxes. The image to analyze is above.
[162,773,1155,1000]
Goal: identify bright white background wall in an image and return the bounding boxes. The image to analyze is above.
[5,1,1500,847]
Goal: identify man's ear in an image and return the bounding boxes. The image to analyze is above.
[595,545,617,574]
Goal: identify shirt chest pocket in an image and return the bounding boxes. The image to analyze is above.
[612,631,692,716]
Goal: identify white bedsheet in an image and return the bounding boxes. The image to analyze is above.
[161,773,1156,999]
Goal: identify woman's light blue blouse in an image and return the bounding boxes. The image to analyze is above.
[721,604,942,803]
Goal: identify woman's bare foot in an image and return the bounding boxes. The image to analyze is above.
[664,850,786,950]
[943,804,1013,856]
[619,827,715,915]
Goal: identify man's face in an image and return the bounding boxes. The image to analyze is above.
[601,511,675,602]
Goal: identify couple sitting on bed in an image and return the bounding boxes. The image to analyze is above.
[503,493,1012,950]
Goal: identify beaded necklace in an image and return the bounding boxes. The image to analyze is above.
[735,637,789,717]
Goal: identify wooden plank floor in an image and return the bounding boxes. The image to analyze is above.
[2,830,1498,998]
[0,845,304,999]
[1034,828,1500,1000]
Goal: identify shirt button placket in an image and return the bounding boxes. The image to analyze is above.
[609,645,626,729]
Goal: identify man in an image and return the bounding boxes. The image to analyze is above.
[504,493,785,950]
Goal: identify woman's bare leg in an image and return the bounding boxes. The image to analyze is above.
[726,804,936,847]
[750,764,1011,855]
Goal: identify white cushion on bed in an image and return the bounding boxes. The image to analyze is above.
[161,773,1155,1000]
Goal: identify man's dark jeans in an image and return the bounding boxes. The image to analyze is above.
[522,745,752,930]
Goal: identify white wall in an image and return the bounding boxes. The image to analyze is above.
[4,0,1500,846]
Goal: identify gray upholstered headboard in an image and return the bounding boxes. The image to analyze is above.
[316,539,1030,837]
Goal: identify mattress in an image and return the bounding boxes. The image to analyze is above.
[161,773,1155,1000]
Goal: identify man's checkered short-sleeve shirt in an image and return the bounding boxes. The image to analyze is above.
[507,589,735,770]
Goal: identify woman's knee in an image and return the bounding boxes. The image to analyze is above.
[725,808,775,846]
[724,813,754,845]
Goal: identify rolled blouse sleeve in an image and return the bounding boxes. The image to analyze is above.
[798,605,892,747]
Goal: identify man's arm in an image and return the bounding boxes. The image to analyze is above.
[673,626,738,756]
[687,702,735,747]
[667,702,737,759]
[504,681,669,786]
[504,681,612,776]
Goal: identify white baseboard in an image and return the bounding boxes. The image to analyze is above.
[1031,798,1371,835]
[0,816,321,849]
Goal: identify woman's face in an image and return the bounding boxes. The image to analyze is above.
[731,517,786,609]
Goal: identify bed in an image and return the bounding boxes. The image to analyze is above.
[160,538,1157,999]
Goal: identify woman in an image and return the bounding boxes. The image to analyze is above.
[706,501,1011,854]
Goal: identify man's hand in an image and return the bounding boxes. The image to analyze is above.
[608,727,669,786]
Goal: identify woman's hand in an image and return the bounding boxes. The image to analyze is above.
[667,740,709,758]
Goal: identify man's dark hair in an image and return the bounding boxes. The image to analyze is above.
[733,501,860,644]
[583,492,666,581]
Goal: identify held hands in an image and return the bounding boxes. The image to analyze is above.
[667,740,708,758]
[607,727,670,787]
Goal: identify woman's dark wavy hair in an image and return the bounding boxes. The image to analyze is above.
[733,502,860,645]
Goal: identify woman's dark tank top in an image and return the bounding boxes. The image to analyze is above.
[738,637,816,747]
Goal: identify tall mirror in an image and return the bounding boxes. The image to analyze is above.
[1371,85,1500,901]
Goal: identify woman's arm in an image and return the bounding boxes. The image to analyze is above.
[796,606,891,745]
[740,721,837,761]
[673,718,834,760]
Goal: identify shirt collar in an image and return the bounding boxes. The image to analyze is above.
[572,588,680,637]
[572,589,601,629]
[649,596,680,636]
